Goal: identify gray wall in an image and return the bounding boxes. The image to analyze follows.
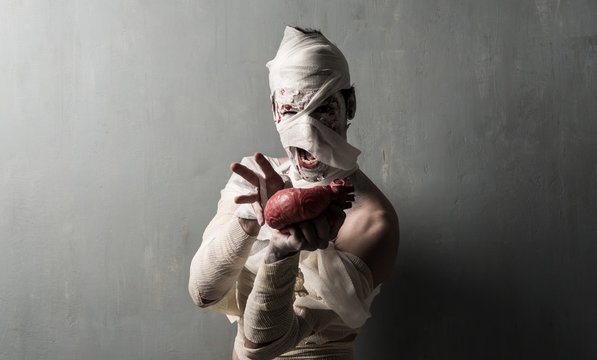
[1,1,595,359]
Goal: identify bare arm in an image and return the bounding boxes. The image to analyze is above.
[335,192,400,287]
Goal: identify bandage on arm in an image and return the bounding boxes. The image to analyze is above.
[240,254,335,359]
[188,190,257,307]
[237,250,377,359]
[241,253,308,357]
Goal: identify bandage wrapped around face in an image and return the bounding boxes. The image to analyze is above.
[266,27,361,172]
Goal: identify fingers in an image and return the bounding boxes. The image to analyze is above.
[311,215,330,241]
[252,202,265,226]
[230,162,260,187]
[285,227,304,252]
[277,213,342,254]
[269,231,300,255]
[254,153,279,181]
[341,186,355,208]
[288,226,316,252]
[299,222,322,250]
[231,155,285,227]
[233,194,265,225]
[342,185,355,194]
[325,205,347,239]
[234,193,260,204]
[290,221,329,251]
[338,200,353,210]
[254,152,285,197]
[334,195,353,209]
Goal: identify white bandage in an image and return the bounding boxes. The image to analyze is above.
[237,250,372,359]
[188,215,256,307]
[243,253,301,344]
[240,253,313,359]
[267,26,361,171]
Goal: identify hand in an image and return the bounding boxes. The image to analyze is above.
[266,205,347,263]
[231,152,286,226]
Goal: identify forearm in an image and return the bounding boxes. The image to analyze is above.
[242,253,311,358]
[188,217,257,307]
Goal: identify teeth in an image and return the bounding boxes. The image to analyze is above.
[295,148,320,169]
[292,147,320,169]
[298,148,315,161]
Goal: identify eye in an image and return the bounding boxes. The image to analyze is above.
[281,110,297,116]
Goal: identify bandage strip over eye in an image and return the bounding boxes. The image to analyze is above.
[272,88,317,124]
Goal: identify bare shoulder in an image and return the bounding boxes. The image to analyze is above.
[335,171,400,286]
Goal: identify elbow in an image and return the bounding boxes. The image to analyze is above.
[189,291,218,308]
[189,293,211,309]
[188,284,206,308]
[188,279,219,308]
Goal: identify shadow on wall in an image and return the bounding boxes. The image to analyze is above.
[354,237,593,360]
[352,225,568,360]
[355,256,520,360]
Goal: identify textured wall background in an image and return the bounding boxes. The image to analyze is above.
[1,1,595,359]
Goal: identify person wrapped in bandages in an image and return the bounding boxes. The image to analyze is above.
[188,26,399,360]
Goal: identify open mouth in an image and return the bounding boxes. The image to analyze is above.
[296,148,320,169]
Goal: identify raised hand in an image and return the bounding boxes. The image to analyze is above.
[230,152,286,226]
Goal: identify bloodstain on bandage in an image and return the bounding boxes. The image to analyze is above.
[272,88,316,124]
[273,98,282,123]
[264,179,354,230]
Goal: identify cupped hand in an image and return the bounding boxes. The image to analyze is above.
[266,204,347,263]
[230,152,286,225]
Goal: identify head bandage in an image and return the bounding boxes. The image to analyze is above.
[267,27,361,171]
